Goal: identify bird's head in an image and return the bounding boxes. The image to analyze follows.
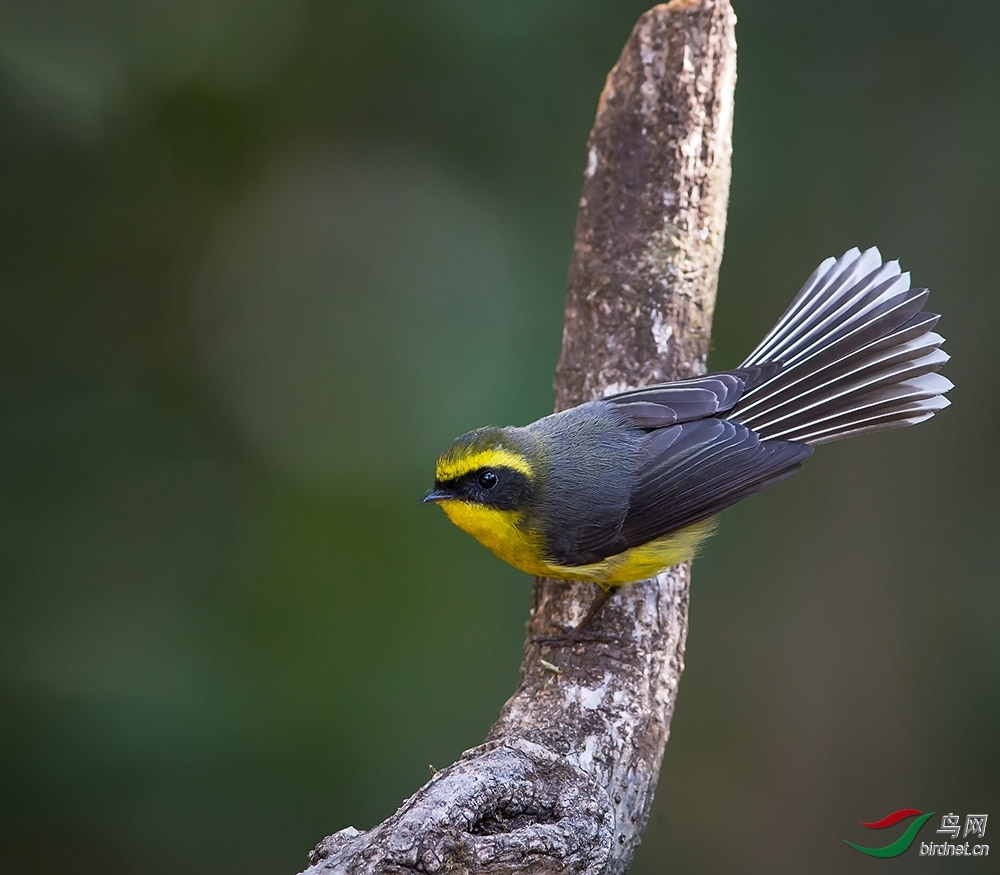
[424,426,538,521]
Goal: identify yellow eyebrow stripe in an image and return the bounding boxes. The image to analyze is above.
[435,447,533,483]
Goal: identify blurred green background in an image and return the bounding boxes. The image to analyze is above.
[2,1,997,872]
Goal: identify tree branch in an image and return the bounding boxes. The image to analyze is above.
[301,2,736,872]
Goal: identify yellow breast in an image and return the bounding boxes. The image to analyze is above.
[438,499,717,585]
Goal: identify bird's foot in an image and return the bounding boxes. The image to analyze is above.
[531,628,624,646]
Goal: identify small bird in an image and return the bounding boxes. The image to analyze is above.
[424,248,952,603]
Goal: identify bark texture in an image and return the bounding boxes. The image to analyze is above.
[301,2,736,872]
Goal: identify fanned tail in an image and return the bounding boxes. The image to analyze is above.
[731,247,952,445]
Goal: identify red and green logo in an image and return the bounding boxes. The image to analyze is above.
[844,808,936,857]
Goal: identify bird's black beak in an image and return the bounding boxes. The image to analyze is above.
[423,488,451,504]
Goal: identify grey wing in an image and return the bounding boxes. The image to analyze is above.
[618,418,813,547]
[605,365,782,429]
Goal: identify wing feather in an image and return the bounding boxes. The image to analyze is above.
[605,365,781,429]
[619,419,812,548]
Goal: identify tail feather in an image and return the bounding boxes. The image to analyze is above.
[760,372,952,443]
[734,295,937,422]
[732,247,952,445]
[741,248,903,367]
[781,393,951,445]
[739,343,947,435]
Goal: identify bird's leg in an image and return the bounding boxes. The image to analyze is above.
[569,585,617,637]
[533,583,622,645]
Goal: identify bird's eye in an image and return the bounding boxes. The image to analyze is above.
[478,470,498,490]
